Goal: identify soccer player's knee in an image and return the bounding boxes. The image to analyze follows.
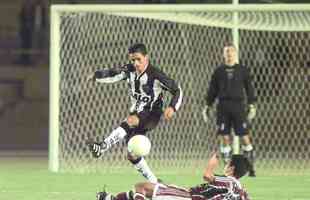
[134,182,154,197]
[127,153,141,163]
[127,152,134,161]
[134,182,148,194]
[127,116,139,127]
[222,135,231,145]
[241,135,252,145]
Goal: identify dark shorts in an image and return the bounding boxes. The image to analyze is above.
[216,100,249,136]
[122,109,162,143]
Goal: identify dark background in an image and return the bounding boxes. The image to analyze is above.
[0,0,306,151]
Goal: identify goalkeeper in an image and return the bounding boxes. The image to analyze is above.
[96,153,251,200]
[202,43,257,177]
[87,43,183,183]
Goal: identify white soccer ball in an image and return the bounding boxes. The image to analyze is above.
[127,135,151,156]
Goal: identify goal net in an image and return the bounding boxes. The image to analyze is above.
[50,4,310,175]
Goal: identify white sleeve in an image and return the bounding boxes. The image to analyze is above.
[96,71,127,83]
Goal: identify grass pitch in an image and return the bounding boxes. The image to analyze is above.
[1,156,309,200]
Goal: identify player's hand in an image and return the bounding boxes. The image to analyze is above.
[164,106,175,121]
[87,73,96,82]
[87,70,107,82]
[247,104,256,121]
[202,105,210,122]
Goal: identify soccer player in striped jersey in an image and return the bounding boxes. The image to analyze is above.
[87,43,183,183]
[96,153,251,200]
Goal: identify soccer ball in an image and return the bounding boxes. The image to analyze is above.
[127,135,151,156]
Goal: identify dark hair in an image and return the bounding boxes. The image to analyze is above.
[128,43,147,55]
[230,155,251,179]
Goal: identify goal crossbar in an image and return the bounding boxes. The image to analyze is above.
[51,4,310,12]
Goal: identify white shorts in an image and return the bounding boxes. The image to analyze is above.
[152,184,191,200]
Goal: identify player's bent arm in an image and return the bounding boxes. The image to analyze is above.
[92,64,133,83]
[154,69,183,112]
[161,81,182,112]
[94,69,126,83]
[243,66,256,104]
[202,70,219,122]
[203,153,220,183]
[168,84,183,112]
[206,70,219,107]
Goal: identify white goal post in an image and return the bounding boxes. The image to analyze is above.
[50,4,310,174]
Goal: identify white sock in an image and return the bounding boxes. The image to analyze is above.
[220,145,232,154]
[134,157,158,183]
[103,127,127,149]
[242,144,253,152]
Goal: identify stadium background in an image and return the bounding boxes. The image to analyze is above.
[0,0,309,200]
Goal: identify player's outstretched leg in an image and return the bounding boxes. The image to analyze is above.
[128,154,158,183]
[86,140,108,158]
[87,127,128,158]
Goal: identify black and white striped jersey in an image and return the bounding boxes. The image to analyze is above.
[94,63,183,113]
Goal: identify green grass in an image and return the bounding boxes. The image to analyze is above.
[1,157,310,200]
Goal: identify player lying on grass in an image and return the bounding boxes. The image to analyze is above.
[96,153,251,200]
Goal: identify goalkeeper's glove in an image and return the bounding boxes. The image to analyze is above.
[247,104,256,121]
[202,105,210,123]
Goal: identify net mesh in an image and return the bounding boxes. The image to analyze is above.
[55,9,310,175]
[240,30,310,174]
